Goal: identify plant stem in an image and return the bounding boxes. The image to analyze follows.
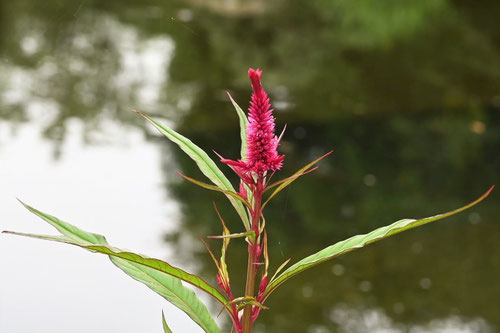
[242,188,262,333]
[242,245,257,332]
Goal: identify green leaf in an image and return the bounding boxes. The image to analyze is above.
[17,199,107,245]
[162,311,173,333]
[222,296,269,313]
[269,258,291,283]
[214,203,230,283]
[226,93,254,205]
[177,173,251,209]
[135,110,250,230]
[263,186,494,301]
[264,167,318,193]
[207,230,255,241]
[262,151,333,208]
[226,92,248,160]
[5,231,227,305]
[4,202,223,333]
[111,257,220,333]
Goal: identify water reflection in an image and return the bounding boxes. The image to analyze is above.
[1,0,499,332]
[0,7,173,157]
[0,120,200,332]
[329,306,493,333]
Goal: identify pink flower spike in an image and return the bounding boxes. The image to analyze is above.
[221,68,284,182]
[244,68,285,176]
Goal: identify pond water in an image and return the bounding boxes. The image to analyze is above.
[1,1,499,332]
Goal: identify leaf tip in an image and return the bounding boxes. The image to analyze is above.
[277,124,287,143]
[212,150,224,160]
[479,185,495,201]
[16,199,35,213]
[133,109,150,120]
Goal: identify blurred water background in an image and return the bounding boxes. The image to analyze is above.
[0,1,499,332]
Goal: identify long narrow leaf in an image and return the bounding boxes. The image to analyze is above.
[199,237,221,272]
[263,186,494,301]
[214,203,231,283]
[207,231,255,240]
[4,203,224,333]
[5,230,227,305]
[135,110,250,229]
[111,256,221,333]
[264,167,318,193]
[262,151,333,208]
[3,232,222,332]
[226,91,248,160]
[17,199,107,244]
[269,258,291,283]
[162,311,173,333]
[177,173,251,209]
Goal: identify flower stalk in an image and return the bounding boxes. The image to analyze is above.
[242,180,263,332]
[220,69,283,332]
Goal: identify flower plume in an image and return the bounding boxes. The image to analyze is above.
[223,68,284,178]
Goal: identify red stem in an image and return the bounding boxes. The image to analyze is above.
[242,180,263,333]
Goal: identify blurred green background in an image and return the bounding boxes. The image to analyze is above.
[1,0,499,332]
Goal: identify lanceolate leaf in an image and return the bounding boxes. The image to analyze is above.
[93,245,227,303]
[264,167,318,193]
[226,92,248,161]
[270,258,291,283]
[207,230,255,241]
[3,231,227,305]
[4,202,223,333]
[262,151,333,208]
[226,93,254,205]
[111,256,221,333]
[215,203,231,283]
[177,173,251,209]
[162,311,173,333]
[16,199,107,245]
[135,110,250,230]
[262,186,494,301]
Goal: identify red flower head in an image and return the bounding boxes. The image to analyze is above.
[223,68,284,180]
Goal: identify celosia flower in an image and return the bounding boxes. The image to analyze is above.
[223,68,284,178]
